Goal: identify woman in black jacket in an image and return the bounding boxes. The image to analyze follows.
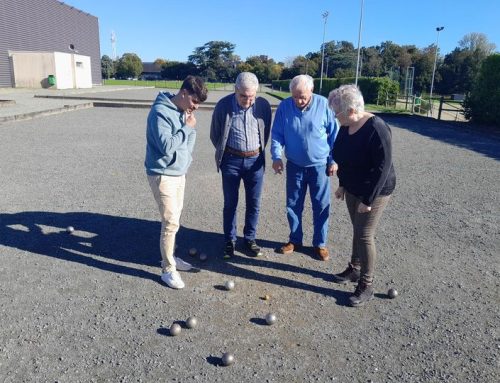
[328,84,396,307]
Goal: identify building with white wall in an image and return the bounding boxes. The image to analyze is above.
[0,0,101,88]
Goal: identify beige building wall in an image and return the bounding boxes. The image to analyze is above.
[10,51,92,89]
[10,51,55,88]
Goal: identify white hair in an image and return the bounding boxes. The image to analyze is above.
[235,72,259,91]
[290,74,314,92]
[328,84,365,113]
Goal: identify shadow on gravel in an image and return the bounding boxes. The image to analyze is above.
[0,211,161,283]
[382,114,500,161]
[0,212,350,305]
[176,226,351,305]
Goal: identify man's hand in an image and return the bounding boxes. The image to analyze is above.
[272,159,284,175]
[185,112,197,128]
[327,163,338,176]
[334,186,345,200]
[357,202,372,213]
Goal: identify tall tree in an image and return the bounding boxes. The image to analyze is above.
[101,55,114,79]
[438,33,496,94]
[188,41,236,81]
[115,53,143,79]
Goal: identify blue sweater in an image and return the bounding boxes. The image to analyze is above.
[271,94,338,167]
[145,92,196,176]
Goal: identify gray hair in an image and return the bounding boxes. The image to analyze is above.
[328,84,365,114]
[235,72,259,91]
[289,74,314,92]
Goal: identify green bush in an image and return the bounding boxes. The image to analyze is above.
[271,77,399,105]
[463,54,500,127]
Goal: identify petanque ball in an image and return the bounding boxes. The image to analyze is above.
[224,280,235,291]
[186,316,198,329]
[388,288,398,299]
[265,313,277,325]
[199,252,208,261]
[221,352,235,366]
[169,323,181,336]
[188,248,197,256]
[66,226,74,234]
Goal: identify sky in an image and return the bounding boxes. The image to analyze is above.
[63,0,499,64]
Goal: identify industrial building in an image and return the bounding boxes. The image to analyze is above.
[0,0,101,88]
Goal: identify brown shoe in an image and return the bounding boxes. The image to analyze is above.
[314,247,329,261]
[277,242,300,254]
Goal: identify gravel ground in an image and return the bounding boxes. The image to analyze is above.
[0,102,499,382]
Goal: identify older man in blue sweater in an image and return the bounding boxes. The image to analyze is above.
[271,75,339,261]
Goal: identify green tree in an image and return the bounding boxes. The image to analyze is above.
[411,45,436,94]
[361,47,383,77]
[188,41,236,82]
[115,53,143,79]
[244,55,282,83]
[101,55,115,79]
[437,33,496,94]
[463,54,500,127]
[161,61,198,80]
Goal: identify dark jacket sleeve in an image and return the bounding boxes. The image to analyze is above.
[363,117,393,205]
[257,97,272,147]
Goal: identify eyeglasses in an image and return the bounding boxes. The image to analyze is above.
[335,110,347,118]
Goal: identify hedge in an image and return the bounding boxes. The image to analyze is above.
[463,54,500,128]
[271,77,399,105]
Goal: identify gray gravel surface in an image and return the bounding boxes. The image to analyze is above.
[0,104,499,382]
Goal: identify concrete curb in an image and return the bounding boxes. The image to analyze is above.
[0,102,93,123]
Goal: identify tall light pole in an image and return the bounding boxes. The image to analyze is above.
[319,11,329,95]
[429,26,444,116]
[355,0,365,86]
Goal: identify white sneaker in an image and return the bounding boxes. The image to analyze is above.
[174,256,193,271]
[161,270,185,289]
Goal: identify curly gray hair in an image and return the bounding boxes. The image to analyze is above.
[328,84,365,114]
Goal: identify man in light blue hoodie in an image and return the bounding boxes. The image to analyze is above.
[145,76,208,289]
[271,75,339,261]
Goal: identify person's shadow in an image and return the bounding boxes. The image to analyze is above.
[0,211,349,304]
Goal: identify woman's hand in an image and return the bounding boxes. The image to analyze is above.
[357,202,372,213]
[334,186,345,200]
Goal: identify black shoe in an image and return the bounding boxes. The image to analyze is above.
[223,241,235,259]
[332,263,360,284]
[349,281,374,307]
[244,240,262,257]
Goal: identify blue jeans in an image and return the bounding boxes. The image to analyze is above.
[286,161,331,247]
[221,152,264,242]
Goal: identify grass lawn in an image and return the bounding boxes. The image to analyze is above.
[103,79,231,90]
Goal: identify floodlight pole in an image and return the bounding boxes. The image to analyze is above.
[355,0,365,86]
[429,26,444,116]
[319,11,329,95]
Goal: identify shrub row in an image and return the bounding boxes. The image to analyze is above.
[272,77,399,105]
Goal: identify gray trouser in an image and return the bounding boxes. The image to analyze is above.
[345,192,391,284]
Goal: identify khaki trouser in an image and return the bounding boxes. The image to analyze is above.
[148,174,186,273]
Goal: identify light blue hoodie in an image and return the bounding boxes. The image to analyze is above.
[145,92,196,176]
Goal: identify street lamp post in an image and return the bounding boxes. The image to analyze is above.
[429,26,444,116]
[319,11,329,95]
[355,0,365,86]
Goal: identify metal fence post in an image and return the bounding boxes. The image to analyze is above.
[438,96,444,120]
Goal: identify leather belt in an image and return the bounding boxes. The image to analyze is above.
[224,147,261,157]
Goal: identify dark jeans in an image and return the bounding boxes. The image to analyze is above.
[286,161,330,247]
[221,152,264,243]
[345,192,391,283]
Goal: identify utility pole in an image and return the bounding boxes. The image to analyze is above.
[355,0,365,86]
[319,11,329,95]
[429,26,444,116]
